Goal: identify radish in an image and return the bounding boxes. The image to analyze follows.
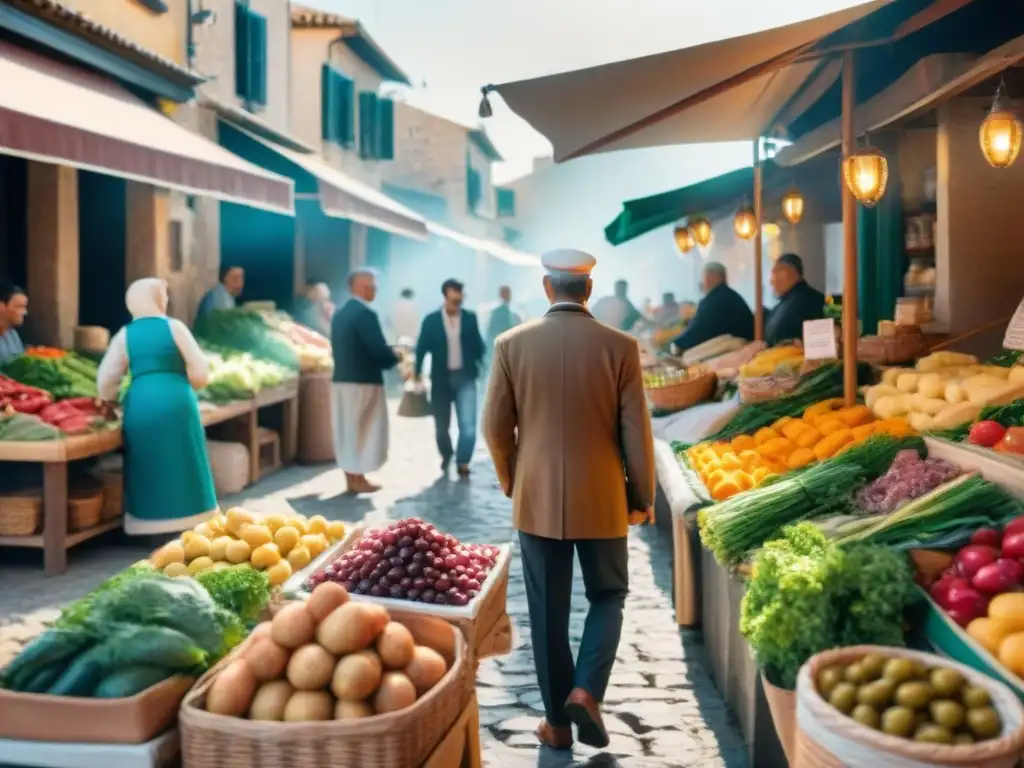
[954,544,999,578]
[1004,517,1024,538]
[969,420,1007,447]
[971,528,1002,549]
[930,577,967,607]
[945,583,988,619]
[972,563,1017,594]
[996,558,1024,585]
[1001,532,1024,560]
[947,608,977,628]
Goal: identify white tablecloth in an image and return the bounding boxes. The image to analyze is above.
[651,396,743,444]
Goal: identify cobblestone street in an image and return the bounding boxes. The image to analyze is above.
[0,402,747,767]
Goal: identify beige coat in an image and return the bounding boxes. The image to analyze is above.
[483,303,655,540]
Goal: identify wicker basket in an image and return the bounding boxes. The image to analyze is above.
[738,372,801,404]
[858,330,927,366]
[68,485,103,532]
[0,490,42,536]
[179,616,468,768]
[91,470,124,521]
[645,370,716,412]
[207,440,251,496]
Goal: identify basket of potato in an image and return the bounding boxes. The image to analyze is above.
[150,507,348,587]
[179,583,468,768]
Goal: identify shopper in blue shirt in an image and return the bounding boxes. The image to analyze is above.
[195,265,244,323]
[0,279,27,364]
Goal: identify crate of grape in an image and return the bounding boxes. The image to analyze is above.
[295,519,511,662]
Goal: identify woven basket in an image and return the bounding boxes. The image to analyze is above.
[738,372,801,404]
[0,490,42,536]
[68,485,103,532]
[645,370,716,412]
[207,440,251,496]
[179,617,468,768]
[92,470,124,521]
[858,332,926,366]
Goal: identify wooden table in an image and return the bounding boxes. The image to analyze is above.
[250,378,299,482]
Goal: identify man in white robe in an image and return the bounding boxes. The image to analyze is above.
[330,270,400,494]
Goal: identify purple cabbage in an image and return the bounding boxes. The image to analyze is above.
[855,450,962,515]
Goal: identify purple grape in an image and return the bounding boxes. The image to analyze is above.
[399,576,413,588]
[454,565,467,576]
[389,556,404,568]
[455,554,470,567]
[325,564,339,578]
[378,575,391,587]
[411,552,426,564]
[423,567,439,581]
[398,546,414,561]
[450,591,469,606]
[431,557,445,569]
[387,566,406,581]
[421,589,436,603]
[444,555,458,570]
[371,566,387,581]
[398,535,414,548]
[407,588,421,600]
[467,589,479,599]
[466,578,481,591]
[456,575,470,591]
[412,577,426,590]
[370,539,384,554]
[382,531,398,546]
[414,539,430,552]
[359,564,374,580]
[389,585,405,599]
[358,578,373,592]
[407,562,423,577]
[344,580,359,592]
[435,577,452,592]
[359,539,374,551]
[434,593,448,605]
[370,584,387,597]
[429,542,441,553]
[383,545,398,559]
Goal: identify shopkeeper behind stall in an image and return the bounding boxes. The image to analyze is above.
[195,265,244,323]
[97,278,217,537]
[0,279,27,364]
[672,262,753,352]
[764,253,826,346]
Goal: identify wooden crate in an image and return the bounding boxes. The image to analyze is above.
[421,693,481,768]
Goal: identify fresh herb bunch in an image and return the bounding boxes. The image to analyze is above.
[195,565,272,625]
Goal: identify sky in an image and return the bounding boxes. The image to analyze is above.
[306,0,871,182]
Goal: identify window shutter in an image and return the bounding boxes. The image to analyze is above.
[497,188,515,217]
[249,12,268,105]
[358,92,378,159]
[234,2,250,99]
[466,164,481,212]
[338,76,355,147]
[321,65,337,142]
[377,98,395,160]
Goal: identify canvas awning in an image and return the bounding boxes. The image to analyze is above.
[489,2,892,161]
[426,222,541,267]
[224,124,429,241]
[0,41,293,214]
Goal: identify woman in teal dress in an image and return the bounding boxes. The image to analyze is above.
[97,278,218,535]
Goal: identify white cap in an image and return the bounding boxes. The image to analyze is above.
[541,248,596,278]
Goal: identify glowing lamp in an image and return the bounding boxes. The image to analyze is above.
[673,225,695,254]
[842,146,889,207]
[690,216,713,247]
[781,188,804,224]
[980,99,1023,169]
[733,207,756,240]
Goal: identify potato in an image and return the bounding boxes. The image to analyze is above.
[1009,366,1024,386]
[225,507,256,535]
[271,603,317,649]
[404,646,448,695]
[301,533,329,558]
[287,545,312,570]
[263,514,288,533]
[193,522,216,540]
[289,516,310,536]
[206,659,257,716]
[306,582,349,622]
[283,690,334,722]
[317,602,389,655]
[881,368,903,387]
[245,637,290,681]
[945,382,966,404]
[917,373,945,400]
[326,521,346,541]
[182,532,211,562]
[249,680,294,721]
[909,412,933,432]
[909,394,949,416]
[373,672,417,714]
[249,621,273,642]
[225,539,252,564]
[187,556,215,576]
[335,699,374,720]
[266,559,293,587]
[240,524,273,549]
[873,395,907,420]
[251,543,281,569]
[377,622,415,670]
[331,650,383,701]
[864,384,899,409]
[207,514,227,536]
[896,372,920,393]
[152,541,185,569]
[287,644,337,690]
[402,617,456,665]
[209,536,233,562]
[307,515,329,535]
[274,526,300,555]
[164,562,189,578]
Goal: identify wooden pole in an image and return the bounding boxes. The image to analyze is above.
[753,138,764,341]
[841,51,859,407]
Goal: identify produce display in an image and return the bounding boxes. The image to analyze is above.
[854,450,962,514]
[0,409,61,441]
[1,375,114,437]
[685,398,912,501]
[258,310,332,372]
[150,508,347,587]
[933,400,1024,451]
[307,518,500,607]
[1,352,99,400]
[814,652,1004,744]
[738,345,804,378]
[0,564,257,697]
[679,334,747,366]
[203,583,450,721]
[642,364,709,389]
[740,523,916,690]
[200,343,289,402]
[702,341,765,376]
[195,309,300,372]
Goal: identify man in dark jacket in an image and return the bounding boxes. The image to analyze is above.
[672,262,754,352]
[764,253,826,347]
[415,279,487,477]
[331,269,400,494]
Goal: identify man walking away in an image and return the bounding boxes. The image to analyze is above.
[486,285,521,349]
[483,249,656,751]
[591,279,642,332]
[390,287,419,344]
[672,262,754,353]
[415,279,486,477]
[330,269,400,494]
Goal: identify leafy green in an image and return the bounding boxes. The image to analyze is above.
[196,565,271,625]
[740,523,916,689]
[56,564,164,629]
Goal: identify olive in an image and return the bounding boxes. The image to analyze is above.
[882,658,915,685]
[851,704,879,729]
[929,700,965,730]
[817,666,844,699]
[962,685,992,709]
[844,664,869,684]
[930,668,965,698]
[954,732,975,745]
[859,653,886,681]
[914,723,954,744]
[966,706,1002,740]
[911,661,930,680]
[880,706,916,738]
[857,679,895,708]
[895,681,934,710]
[829,682,858,714]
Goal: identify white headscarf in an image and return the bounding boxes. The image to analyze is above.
[125,278,167,319]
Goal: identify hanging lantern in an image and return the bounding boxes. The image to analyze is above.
[733,206,756,240]
[980,82,1022,169]
[843,145,889,207]
[690,216,713,247]
[781,188,805,224]
[762,222,781,243]
[673,225,695,254]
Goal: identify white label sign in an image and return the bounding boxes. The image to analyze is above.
[895,302,918,326]
[803,318,838,360]
[1004,298,1024,351]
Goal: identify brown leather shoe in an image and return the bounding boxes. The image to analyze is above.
[346,475,381,494]
[564,688,609,748]
[535,719,573,750]
[456,464,471,478]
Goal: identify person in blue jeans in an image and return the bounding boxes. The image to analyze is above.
[414,279,486,477]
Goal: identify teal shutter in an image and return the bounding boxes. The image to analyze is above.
[466,164,481,212]
[338,76,355,147]
[234,2,250,99]
[497,188,515,217]
[249,12,268,105]
[321,65,337,142]
[358,92,379,159]
[377,98,395,160]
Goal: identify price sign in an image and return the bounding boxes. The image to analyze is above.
[1004,297,1024,351]
[895,302,919,326]
[802,318,838,361]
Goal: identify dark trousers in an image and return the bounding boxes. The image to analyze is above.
[518,531,628,727]
[430,370,477,466]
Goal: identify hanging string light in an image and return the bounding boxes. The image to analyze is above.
[781,188,805,224]
[843,142,889,207]
[733,206,756,240]
[980,80,1022,169]
[673,225,695,254]
[690,216,713,247]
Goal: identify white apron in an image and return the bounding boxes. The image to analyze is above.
[331,383,389,474]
